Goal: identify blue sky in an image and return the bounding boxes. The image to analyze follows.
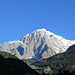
[0,0,75,43]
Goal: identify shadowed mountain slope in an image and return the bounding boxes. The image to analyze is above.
[0,54,40,75]
[33,44,75,74]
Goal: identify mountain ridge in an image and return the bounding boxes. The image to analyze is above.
[0,28,75,60]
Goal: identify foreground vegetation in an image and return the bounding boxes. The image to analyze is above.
[23,44,75,75]
[0,51,18,59]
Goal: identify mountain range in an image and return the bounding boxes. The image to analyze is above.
[0,28,75,60]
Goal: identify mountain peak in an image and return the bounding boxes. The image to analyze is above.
[35,28,47,31]
[33,28,53,35]
[28,28,54,38]
[0,28,75,60]
[21,28,54,44]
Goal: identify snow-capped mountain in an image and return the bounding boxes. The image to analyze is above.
[0,28,75,60]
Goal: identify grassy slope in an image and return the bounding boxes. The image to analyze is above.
[0,51,18,59]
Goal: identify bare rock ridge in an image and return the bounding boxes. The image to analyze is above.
[0,28,75,60]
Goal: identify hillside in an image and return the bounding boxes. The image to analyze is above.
[0,51,18,59]
[0,53,40,75]
[32,44,75,74]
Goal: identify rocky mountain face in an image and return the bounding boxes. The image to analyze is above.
[0,29,75,60]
